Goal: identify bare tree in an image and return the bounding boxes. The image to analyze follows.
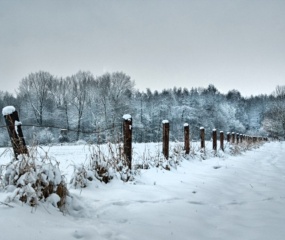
[18,71,55,126]
[50,77,72,130]
[275,85,285,99]
[69,71,93,140]
[262,85,285,138]
[93,72,134,141]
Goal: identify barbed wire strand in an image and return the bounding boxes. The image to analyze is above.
[0,124,123,135]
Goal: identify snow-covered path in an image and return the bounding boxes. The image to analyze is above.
[0,142,285,240]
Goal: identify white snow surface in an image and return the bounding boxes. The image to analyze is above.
[162,120,169,124]
[0,141,285,240]
[2,106,16,116]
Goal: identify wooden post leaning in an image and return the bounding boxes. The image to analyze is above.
[2,106,28,159]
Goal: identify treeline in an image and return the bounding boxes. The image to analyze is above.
[0,71,284,146]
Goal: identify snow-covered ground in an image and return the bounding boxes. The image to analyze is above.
[0,141,285,240]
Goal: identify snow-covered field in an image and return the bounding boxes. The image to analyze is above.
[0,141,285,240]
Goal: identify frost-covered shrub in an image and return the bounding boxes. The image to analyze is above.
[150,143,186,170]
[33,128,55,145]
[70,143,133,187]
[0,147,68,209]
[70,164,94,188]
[229,140,264,155]
[90,143,134,183]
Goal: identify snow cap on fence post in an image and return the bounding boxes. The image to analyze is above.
[2,106,16,116]
[123,114,132,121]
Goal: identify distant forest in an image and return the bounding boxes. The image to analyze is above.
[1,71,284,146]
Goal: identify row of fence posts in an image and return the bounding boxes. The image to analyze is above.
[2,108,268,167]
[122,114,268,170]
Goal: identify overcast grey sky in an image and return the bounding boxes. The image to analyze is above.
[0,0,284,96]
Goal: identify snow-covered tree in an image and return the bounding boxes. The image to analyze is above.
[18,71,56,126]
[262,86,285,138]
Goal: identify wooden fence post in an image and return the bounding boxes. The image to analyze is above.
[162,120,170,160]
[236,133,240,144]
[248,136,253,144]
[220,131,224,151]
[2,106,28,159]
[232,132,235,144]
[59,129,68,143]
[200,127,205,150]
[184,123,190,154]
[227,132,231,142]
[123,114,132,169]
[240,134,243,143]
[212,129,217,151]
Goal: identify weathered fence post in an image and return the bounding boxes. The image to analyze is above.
[240,134,243,143]
[162,120,170,159]
[200,127,205,150]
[212,129,217,151]
[59,129,68,143]
[123,114,132,169]
[232,132,235,144]
[220,131,224,151]
[236,133,240,144]
[184,123,190,154]
[227,132,231,142]
[2,106,28,159]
